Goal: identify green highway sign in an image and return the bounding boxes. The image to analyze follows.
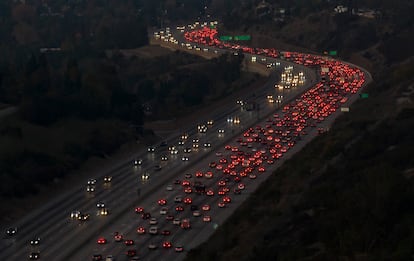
[219,35,233,41]
[360,93,369,98]
[328,50,337,56]
[234,35,251,41]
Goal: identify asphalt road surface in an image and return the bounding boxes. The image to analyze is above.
[1,21,370,261]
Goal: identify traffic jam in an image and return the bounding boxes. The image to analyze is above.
[91,23,366,260]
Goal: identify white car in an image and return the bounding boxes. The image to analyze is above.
[173,218,181,225]
[149,226,158,235]
[149,218,158,225]
[174,196,182,203]
[160,207,168,215]
[192,210,201,217]
[166,185,173,191]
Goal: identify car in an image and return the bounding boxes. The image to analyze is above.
[92,254,102,261]
[206,189,214,196]
[105,255,115,261]
[124,239,134,246]
[175,245,184,252]
[195,171,203,178]
[166,184,173,191]
[204,171,213,178]
[99,208,109,216]
[141,172,150,180]
[181,156,189,161]
[135,207,144,213]
[218,129,225,134]
[103,176,112,183]
[161,155,168,161]
[134,159,143,166]
[78,213,90,221]
[174,179,181,185]
[137,226,145,234]
[209,162,217,168]
[207,120,214,125]
[238,183,245,190]
[216,152,223,157]
[5,227,17,236]
[130,257,140,261]
[114,232,123,242]
[29,252,40,260]
[161,229,171,236]
[183,197,192,204]
[184,186,192,194]
[184,173,192,179]
[183,147,192,153]
[173,218,181,225]
[157,199,167,206]
[30,237,40,245]
[88,179,97,185]
[126,249,136,257]
[223,196,231,203]
[166,214,174,221]
[97,237,107,244]
[163,241,172,248]
[70,211,81,219]
[86,185,95,192]
[160,207,168,215]
[181,180,191,186]
[174,196,182,203]
[203,215,211,222]
[202,204,210,211]
[96,202,105,208]
[149,217,158,225]
[148,243,158,250]
[203,142,211,148]
[141,212,151,219]
[192,210,201,217]
[154,165,162,171]
[181,218,191,229]
[149,227,158,235]
[147,146,155,153]
[178,140,185,146]
[175,205,184,212]
[218,201,226,208]
[234,188,241,194]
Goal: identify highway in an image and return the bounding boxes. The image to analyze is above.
[1,20,370,261]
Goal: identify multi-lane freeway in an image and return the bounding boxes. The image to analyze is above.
[1,20,370,261]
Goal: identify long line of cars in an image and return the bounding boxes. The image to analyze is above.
[85,22,367,260]
[3,20,367,261]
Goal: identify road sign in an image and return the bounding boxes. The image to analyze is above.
[219,36,232,41]
[328,50,337,56]
[360,93,369,98]
[234,35,251,41]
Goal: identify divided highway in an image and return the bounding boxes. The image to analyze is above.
[1,20,370,261]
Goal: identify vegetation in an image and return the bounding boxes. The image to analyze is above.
[0,0,253,201]
[185,0,414,260]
